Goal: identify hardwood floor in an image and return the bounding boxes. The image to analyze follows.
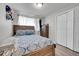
[55,44,79,56]
[0,44,79,56]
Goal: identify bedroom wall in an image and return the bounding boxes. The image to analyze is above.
[42,14,57,40]
[0,4,13,44]
[12,10,19,25]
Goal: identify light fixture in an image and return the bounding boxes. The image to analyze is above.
[34,3,43,8]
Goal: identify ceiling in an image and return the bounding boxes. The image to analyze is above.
[7,3,79,18]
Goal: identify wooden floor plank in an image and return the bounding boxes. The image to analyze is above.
[55,44,79,56]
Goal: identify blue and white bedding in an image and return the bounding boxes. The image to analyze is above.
[16,30,35,36]
[12,35,55,56]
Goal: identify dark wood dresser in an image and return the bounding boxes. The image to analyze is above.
[40,24,49,38]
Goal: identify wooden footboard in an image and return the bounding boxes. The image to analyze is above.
[23,44,56,56]
[0,44,56,56]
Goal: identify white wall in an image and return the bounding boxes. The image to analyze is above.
[0,4,13,43]
[43,15,57,40]
[12,10,19,25]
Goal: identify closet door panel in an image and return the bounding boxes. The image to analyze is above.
[66,10,73,50]
[74,7,79,52]
[57,14,67,46]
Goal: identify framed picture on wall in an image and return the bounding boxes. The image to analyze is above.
[6,5,13,21]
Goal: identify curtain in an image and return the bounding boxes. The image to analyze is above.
[18,16,35,26]
[18,16,40,34]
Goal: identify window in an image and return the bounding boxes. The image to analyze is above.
[18,16,40,32]
[18,16,35,26]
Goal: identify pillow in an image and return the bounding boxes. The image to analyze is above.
[16,30,25,36]
[16,30,35,36]
[25,30,35,35]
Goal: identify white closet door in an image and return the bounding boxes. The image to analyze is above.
[57,14,67,46]
[74,7,79,52]
[66,10,73,50]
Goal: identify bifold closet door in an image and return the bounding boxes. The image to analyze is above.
[57,14,67,47]
[74,7,79,52]
[66,10,74,50]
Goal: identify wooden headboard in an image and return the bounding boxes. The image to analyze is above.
[13,25,35,35]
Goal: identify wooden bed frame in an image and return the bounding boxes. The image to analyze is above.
[13,25,56,56]
[25,45,56,56]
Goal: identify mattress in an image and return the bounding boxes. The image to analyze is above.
[12,35,55,56]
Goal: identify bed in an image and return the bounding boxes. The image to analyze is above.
[1,25,56,56]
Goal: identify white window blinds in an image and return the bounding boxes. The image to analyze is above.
[18,16,35,26]
[18,16,40,32]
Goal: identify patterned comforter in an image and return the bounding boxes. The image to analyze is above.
[12,35,55,56]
